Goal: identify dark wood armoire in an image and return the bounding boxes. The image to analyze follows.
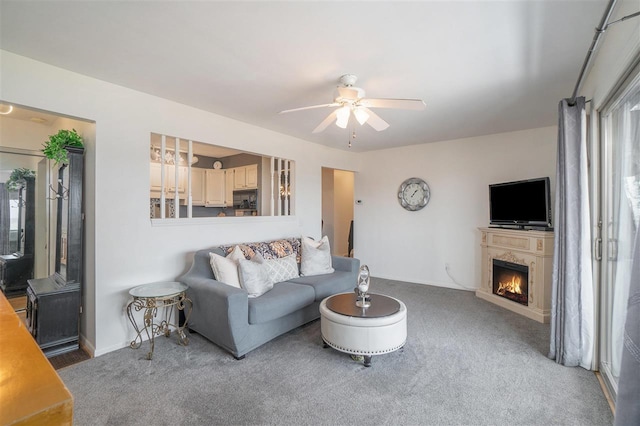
[26,146,84,357]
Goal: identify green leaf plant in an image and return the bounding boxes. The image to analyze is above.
[42,128,84,165]
[6,168,36,191]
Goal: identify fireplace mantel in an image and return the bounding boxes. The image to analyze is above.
[476,227,554,323]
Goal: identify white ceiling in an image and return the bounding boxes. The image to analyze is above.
[0,1,606,152]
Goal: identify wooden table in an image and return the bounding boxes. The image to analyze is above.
[0,292,73,425]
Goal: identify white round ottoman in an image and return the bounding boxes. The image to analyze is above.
[320,292,407,367]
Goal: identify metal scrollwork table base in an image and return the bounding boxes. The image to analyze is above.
[126,281,192,360]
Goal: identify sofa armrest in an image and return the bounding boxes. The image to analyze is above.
[332,255,360,274]
[181,274,249,355]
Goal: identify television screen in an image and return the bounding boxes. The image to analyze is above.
[489,177,551,228]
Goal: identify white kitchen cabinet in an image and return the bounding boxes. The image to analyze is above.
[233,166,245,190]
[150,163,187,198]
[205,169,225,207]
[191,168,205,206]
[232,164,258,190]
[225,169,234,206]
[246,164,258,188]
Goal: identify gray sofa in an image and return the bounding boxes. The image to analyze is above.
[179,240,360,359]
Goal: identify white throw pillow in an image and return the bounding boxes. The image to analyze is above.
[208,245,244,288]
[238,255,273,298]
[300,236,335,276]
[263,254,299,284]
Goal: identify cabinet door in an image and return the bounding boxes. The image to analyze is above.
[150,163,162,192]
[225,169,234,206]
[191,168,205,206]
[245,164,258,189]
[205,169,225,206]
[234,166,247,189]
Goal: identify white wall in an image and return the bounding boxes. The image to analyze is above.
[354,126,557,290]
[0,50,360,356]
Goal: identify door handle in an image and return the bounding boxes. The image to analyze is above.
[608,239,618,261]
[595,237,602,261]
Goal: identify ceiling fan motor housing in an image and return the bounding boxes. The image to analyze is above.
[334,87,365,104]
[339,74,358,87]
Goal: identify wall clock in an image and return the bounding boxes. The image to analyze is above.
[398,178,430,211]
[213,161,223,169]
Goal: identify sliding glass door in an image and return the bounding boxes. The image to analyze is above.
[598,72,640,400]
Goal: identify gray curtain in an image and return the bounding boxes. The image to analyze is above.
[614,194,640,425]
[549,96,595,369]
[0,183,10,255]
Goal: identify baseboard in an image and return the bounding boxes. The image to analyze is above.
[79,334,95,358]
[371,273,477,292]
[595,371,615,415]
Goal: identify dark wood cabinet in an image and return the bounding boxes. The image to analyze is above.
[26,276,80,356]
[27,146,84,357]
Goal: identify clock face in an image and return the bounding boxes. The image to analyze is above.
[213,161,223,169]
[398,178,430,211]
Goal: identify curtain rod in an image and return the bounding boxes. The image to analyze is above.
[569,3,640,105]
[569,0,619,105]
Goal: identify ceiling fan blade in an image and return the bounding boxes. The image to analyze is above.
[359,98,426,110]
[312,110,338,133]
[360,107,390,131]
[279,103,339,114]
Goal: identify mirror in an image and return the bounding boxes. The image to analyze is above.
[150,134,294,219]
[54,164,69,283]
[0,150,42,301]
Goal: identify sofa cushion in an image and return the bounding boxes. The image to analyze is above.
[289,270,355,301]
[300,236,334,276]
[247,281,315,325]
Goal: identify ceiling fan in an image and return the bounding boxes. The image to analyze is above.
[279,74,426,133]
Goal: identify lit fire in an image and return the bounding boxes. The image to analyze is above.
[497,274,523,296]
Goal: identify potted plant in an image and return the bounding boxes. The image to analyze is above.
[6,168,36,191]
[42,129,84,164]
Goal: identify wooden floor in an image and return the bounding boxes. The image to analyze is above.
[8,295,27,311]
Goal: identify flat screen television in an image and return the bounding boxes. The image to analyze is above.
[489,177,552,229]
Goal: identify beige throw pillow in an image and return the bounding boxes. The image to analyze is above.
[208,245,244,288]
[300,236,335,276]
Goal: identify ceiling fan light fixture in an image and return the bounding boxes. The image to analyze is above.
[353,107,369,125]
[335,105,350,128]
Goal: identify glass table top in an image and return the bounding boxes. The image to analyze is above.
[129,281,188,298]
[326,293,400,318]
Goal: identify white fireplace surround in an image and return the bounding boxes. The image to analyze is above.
[476,227,554,323]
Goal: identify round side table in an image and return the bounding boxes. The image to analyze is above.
[320,292,407,367]
[126,281,192,360]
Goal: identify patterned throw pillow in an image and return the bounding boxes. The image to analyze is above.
[300,236,334,276]
[221,238,302,263]
[262,254,299,284]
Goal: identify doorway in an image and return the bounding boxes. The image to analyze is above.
[321,168,355,257]
[597,68,640,402]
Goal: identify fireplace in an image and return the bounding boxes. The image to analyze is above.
[477,228,554,323]
[492,259,528,305]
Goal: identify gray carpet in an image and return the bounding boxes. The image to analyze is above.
[59,278,613,425]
